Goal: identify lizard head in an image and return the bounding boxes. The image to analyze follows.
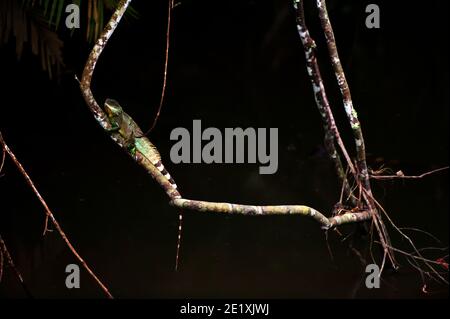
[104,98,123,119]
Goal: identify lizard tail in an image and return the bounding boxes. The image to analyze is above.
[175,211,183,271]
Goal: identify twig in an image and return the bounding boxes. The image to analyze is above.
[0,132,113,298]
[399,227,442,244]
[0,234,33,297]
[42,215,51,236]
[370,166,449,180]
[375,241,448,284]
[0,146,5,174]
[370,194,448,284]
[146,0,174,134]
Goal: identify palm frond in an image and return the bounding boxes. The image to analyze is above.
[0,0,64,79]
[1,0,138,79]
[25,0,139,42]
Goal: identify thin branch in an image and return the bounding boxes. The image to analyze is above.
[0,234,33,297]
[362,190,397,268]
[0,146,5,174]
[146,0,174,134]
[0,132,113,298]
[370,166,449,180]
[399,227,442,244]
[415,247,448,254]
[375,241,448,284]
[42,215,51,236]
[370,193,448,284]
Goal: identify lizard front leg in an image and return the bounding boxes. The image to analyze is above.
[105,123,120,133]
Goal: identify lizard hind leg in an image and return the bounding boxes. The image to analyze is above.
[126,143,137,158]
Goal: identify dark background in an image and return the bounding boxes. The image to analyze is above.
[0,0,448,298]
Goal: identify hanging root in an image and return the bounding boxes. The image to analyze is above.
[369,191,448,285]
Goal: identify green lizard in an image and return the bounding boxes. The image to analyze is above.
[104,98,184,270]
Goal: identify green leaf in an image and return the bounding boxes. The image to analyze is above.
[48,0,56,26]
[43,0,50,16]
[98,0,104,40]
[54,0,65,30]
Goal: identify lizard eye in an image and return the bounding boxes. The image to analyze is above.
[104,99,121,116]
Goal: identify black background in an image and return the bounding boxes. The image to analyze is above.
[0,0,448,298]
